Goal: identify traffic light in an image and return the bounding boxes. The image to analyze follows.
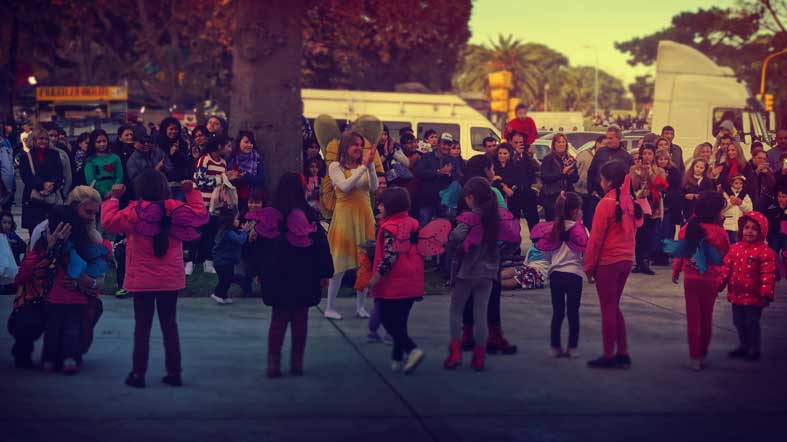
[764,93,774,112]
[488,70,512,113]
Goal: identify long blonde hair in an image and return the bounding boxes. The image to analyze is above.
[28,125,52,150]
[66,186,103,243]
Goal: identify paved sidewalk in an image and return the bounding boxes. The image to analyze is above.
[2,272,786,442]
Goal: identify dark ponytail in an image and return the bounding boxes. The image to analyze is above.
[153,201,170,257]
[684,191,726,256]
[550,192,583,242]
[601,161,643,223]
[463,177,499,253]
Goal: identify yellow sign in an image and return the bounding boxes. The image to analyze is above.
[36,86,128,102]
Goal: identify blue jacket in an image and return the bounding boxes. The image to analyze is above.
[212,228,249,266]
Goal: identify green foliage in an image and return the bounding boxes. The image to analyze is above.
[615,2,787,116]
[302,0,472,92]
[629,75,654,106]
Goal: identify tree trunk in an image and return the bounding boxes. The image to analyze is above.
[229,0,306,193]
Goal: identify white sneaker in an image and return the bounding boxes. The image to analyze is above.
[223,297,234,304]
[403,348,425,374]
[391,360,402,372]
[324,309,342,320]
[184,262,194,276]
[355,308,371,318]
[211,294,227,305]
[204,261,216,274]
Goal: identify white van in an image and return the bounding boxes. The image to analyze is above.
[302,88,500,159]
[652,40,772,163]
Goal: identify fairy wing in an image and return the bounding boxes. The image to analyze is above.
[662,239,691,258]
[314,114,341,158]
[417,218,451,257]
[168,204,210,242]
[245,207,283,239]
[284,209,317,248]
[565,222,589,252]
[456,211,482,252]
[531,221,560,252]
[352,115,383,147]
[134,203,165,237]
[497,208,521,244]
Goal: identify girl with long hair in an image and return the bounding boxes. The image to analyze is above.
[583,161,643,368]
[227,130,265,215]
[101,170,208,388]
[84,129,123,200]
[324,132,378,319]
[444,177,501,371]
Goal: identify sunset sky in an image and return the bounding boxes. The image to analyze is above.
[469,0,733,86]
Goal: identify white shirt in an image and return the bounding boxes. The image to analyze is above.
[328,162,378,193]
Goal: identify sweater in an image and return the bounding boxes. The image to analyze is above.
[447,210,501,282]
[212,228,249,267]
[194,154,227,206]
[542,220,587,277]
[583,188,637,274]
[100,188,208,292]
[84,154,124,198]
[503,117,537,144]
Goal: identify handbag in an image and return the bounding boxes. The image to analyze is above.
[385,161,414,182]
[26,151,63,206]
[0,234,18,285]
[208,173,239,214]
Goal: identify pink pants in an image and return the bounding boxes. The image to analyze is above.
[683,277,718,359]
[595,261,632,358]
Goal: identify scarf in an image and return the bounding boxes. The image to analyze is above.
[727,158,740,179]
[234,150,259,176]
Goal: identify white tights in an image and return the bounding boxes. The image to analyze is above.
[325,270,368,313]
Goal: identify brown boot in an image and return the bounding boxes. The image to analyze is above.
[267,354,282,378]
[290,353,304,376]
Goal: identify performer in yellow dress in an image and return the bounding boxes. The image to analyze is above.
[324,131,378,319]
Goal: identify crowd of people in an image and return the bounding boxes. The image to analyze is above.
[0,109,784,385]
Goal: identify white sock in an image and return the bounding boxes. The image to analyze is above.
[326,271,344,312]
[355,289,367,312]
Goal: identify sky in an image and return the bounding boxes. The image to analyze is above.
[469,0,734,87]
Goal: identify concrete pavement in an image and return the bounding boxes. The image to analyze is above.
[2,271,786,442]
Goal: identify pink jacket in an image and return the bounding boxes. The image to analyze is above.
[101,189,207,292]
[583,187,638,275]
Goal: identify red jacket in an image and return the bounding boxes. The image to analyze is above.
[583,188,637,274]
[721,211,776,307]
[503,117,537,145]
[371,212,424,299]
[672,222,730,282]
[101,188,207,292]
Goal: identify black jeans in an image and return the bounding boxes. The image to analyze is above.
[462,281,502,327]
[732,305,763,353]
[635,217,656,267]
[42,304,84,365]
[549,272,583,349]
[191,216,217,264]
[380,298,417,361]
[214,264,252,298]
[583,194,598,230]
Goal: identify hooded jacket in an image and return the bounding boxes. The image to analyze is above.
[720,211,776,307]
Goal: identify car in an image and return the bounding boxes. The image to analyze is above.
[537,131,604,150]
[576,136,641,156]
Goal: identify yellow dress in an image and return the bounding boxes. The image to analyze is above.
[327,166,376,274]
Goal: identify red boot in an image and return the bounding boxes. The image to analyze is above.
[471,345,486,371]
[461,324,475,351]
[486,325,518,355]
[443,340,462,369]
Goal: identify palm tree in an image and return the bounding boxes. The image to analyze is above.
[453,34,568,106]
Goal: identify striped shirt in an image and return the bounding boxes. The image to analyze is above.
[194,154,227,205]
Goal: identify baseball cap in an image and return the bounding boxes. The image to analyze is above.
[439,132,454,143]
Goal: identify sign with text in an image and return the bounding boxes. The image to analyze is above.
[36,86,128,102]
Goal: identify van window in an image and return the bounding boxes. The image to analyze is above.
[383,121,412,144]
[470,127,499,152]
[417,123,459,143]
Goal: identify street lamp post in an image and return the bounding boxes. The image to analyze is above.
[583,45,599,116]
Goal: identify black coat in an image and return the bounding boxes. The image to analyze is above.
[540,152,578,198]
[19,149,64,229]
[681,177,714,220]
[260,222,334,308]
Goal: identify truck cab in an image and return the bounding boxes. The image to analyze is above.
[652,41,772,162]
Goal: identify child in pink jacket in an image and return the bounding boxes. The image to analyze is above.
[101,169,208,388]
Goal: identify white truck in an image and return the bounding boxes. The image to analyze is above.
[652,40,773,162]
[301,88,500,159]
